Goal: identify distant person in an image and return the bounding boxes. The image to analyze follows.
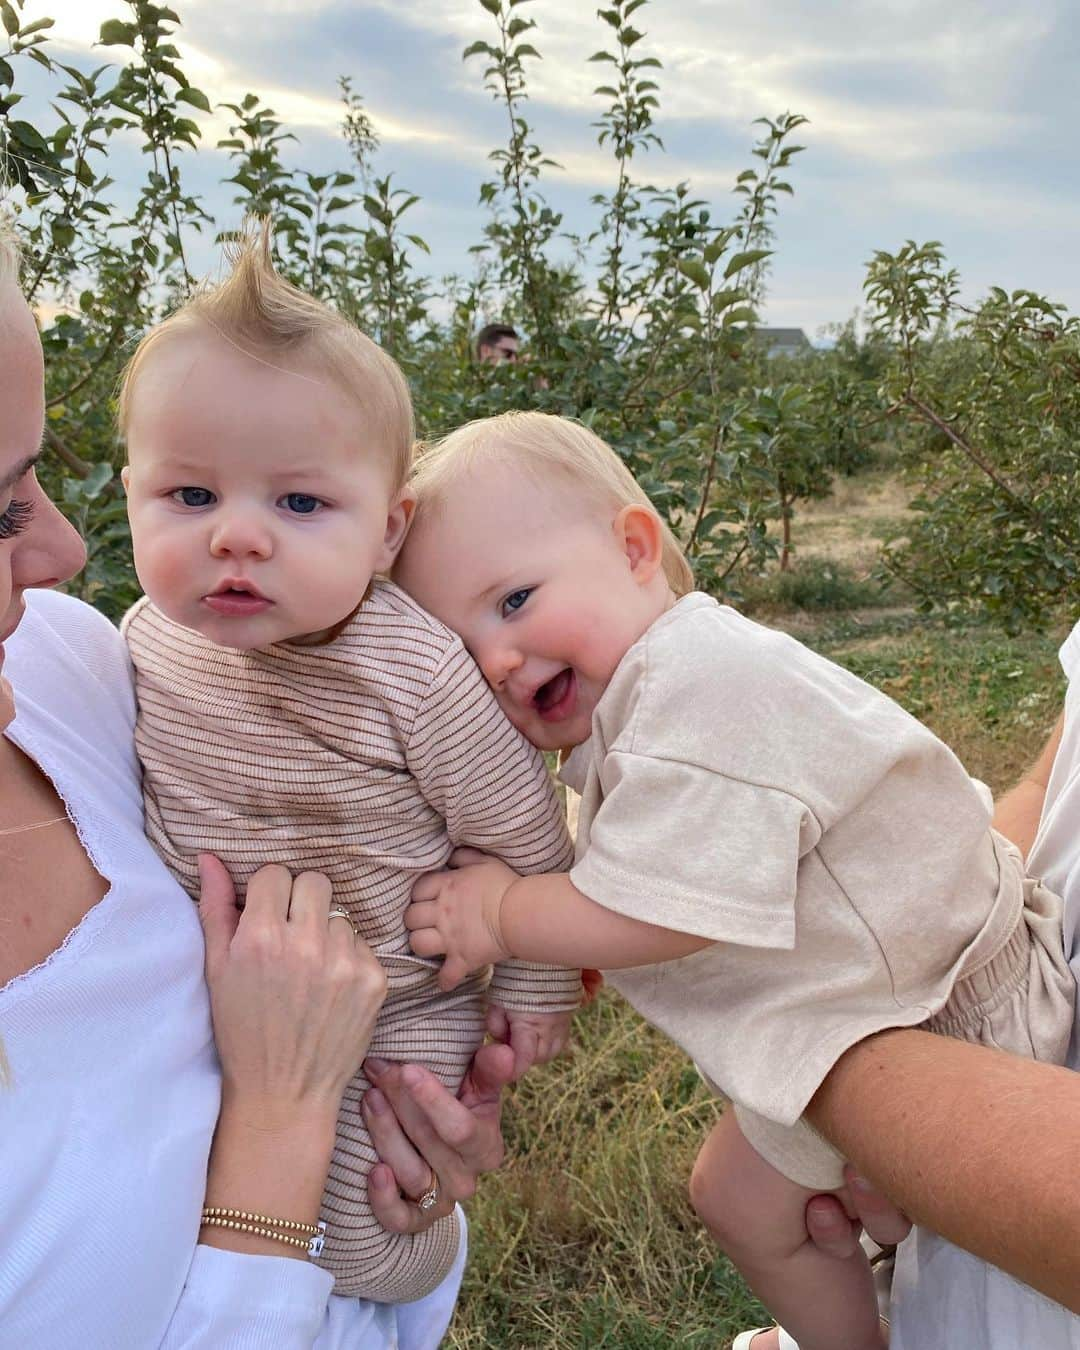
[475,323,519,365]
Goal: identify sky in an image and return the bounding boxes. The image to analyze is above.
[12,0,1080,336]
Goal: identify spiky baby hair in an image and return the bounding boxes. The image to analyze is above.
[117,220,415,486]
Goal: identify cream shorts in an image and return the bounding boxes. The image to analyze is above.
[734,849,1076,1191]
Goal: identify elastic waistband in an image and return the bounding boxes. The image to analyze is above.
[927,910,1030,1036]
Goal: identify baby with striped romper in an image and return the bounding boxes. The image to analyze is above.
[117,235,581,1301]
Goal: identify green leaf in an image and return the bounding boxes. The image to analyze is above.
[677,258,711,291]
[0,56,12,87]
[723,248,771,280]
[98,18,136,45]
[8,119,49,151]
[462,40,490,60]
[175,86,211,112]
[0,2,18,38]
[83,462,114,499]
[50,219,75,251]
[19,17,54,36]
[479,0,502,14]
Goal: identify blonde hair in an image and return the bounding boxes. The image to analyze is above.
[117,222,414,487]
[410,411,695,596]
[0,214,21,289]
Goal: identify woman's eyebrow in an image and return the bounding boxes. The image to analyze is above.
[0,451,41,494]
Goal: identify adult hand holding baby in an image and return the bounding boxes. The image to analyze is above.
[198,854,388,1129]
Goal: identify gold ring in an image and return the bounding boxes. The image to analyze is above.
[415,1166,441,1213]
[327,908,358,937]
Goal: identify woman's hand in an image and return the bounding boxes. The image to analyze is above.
[805,1165,913,1258]
[199,854,388,1130]
[361,1043,515,1235]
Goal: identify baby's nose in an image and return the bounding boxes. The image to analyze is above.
[210,511,273,559]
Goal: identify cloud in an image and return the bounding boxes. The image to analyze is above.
[20,0,1080,330]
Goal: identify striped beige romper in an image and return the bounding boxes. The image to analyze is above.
[123,580,579,1301]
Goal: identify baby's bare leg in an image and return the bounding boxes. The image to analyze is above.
[690,1112,886,1350]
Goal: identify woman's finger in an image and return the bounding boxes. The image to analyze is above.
[286,869,333,929]
[367,1163,450,1236]
[369,1058,497,1170]
[362,1086,450,1208]
[197,853,240,973]
[844,1167,913,1245]
[240,862,293,925]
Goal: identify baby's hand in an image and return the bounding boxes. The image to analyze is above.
[486,1005,574,1080]
[407,847,520,992]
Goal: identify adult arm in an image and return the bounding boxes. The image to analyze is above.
[162,858,388,1347]
[164,865,517,1348]
[992,712,1064,856]
[804,709,1071,1260]
[805,1026,1080,1313]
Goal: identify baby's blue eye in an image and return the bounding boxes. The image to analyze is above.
[173,487,214,508]
[282,493,322,515]
[502,588,531,616]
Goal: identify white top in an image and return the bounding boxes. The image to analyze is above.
[560,592,1011,1187]
[0,589,463,1350]
[890,617,1080,1349]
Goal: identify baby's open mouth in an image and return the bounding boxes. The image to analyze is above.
[534,668,573,715]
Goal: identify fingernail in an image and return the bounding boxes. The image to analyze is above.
[850,1174,873,1194]
[366,1057,390,1077]
[370,1165,391,1190]
[365,1088,387,1115]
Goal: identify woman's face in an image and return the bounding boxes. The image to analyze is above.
[0,282,86,730]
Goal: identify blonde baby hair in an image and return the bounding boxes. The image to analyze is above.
[117,221,415,487]
[0,214,21,288]
[410,411,695,596]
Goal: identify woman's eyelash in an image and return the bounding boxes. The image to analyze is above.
[0,499,34,540]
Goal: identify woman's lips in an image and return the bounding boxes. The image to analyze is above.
[534,668,576,722]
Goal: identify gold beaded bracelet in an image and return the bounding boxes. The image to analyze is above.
[200,1208,326,1257]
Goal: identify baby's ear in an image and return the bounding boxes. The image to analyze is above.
[613,504,663,584]
[379,486,416,570]
[120,465,131,493]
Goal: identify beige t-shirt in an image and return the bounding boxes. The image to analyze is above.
[561,592,1017,1166]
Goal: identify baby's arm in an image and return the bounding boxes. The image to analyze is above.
[407,848,712,991]
[406,643,583,1072]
